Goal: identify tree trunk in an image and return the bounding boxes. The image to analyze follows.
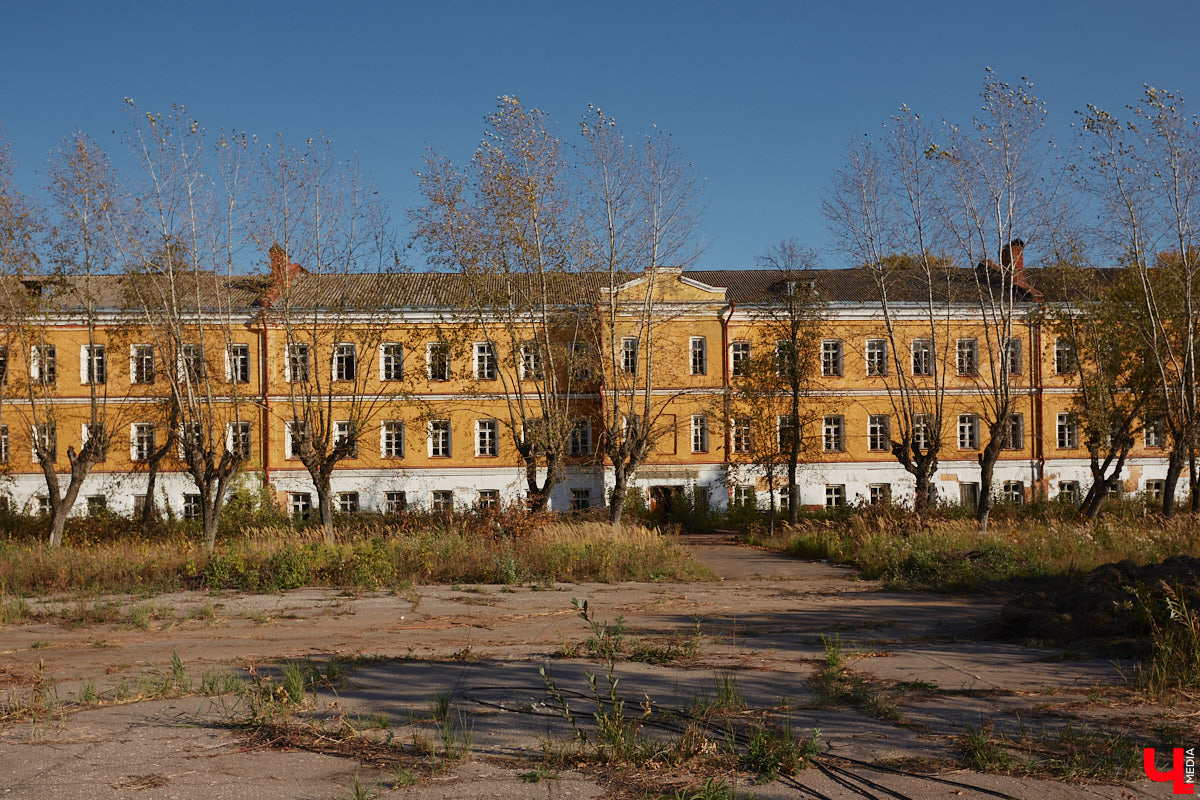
[913,466,932,516]
[786,458,799,525]
[1190,445,1199,513]
[976,431,1005,533]
[314,474,335,543]
[1163,440,1187,518]
[141,460,161,529]
[48,502,68,548]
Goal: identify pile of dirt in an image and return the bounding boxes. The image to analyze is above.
[993,555,1200,648]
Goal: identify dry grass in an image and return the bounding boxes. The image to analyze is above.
[0,518,712,597]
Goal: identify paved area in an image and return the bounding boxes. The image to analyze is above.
[0,534,1180,798]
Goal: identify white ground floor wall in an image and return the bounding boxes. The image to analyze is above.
[0,456,1188,518]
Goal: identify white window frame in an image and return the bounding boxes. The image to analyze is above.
[622,337,640,376]
[825,484,846,508]
[381,420,405,458]
[869,483,891,505]
[380,343,404,381]
[1002,480,1025,505]
[911,339,933,377]
[289,492,312,520]
[431,489,454,512]
[474,342,496,380]
[1057,412,1079,449]
[691,414,709,454]
[1054,337,1076,375]
[956,338,978,377]
[823,415,845,452]
[776,415,798,453]
[730,341,750,377]
[286,343,311,383]
[475,418,498,457]
[333,420,357,458]
[130,344,155,385]
[569,418,592,456]
[520,342,543,380]
[1006,339,1023,376]
[867,414,889,452]
[31,424,56,462]
[690,337,707,376]
[569,488,592,511]
[182,494,203,520]
[225,343,251,384]
[731,417,752,454]
[0,424,8,464]
[569,341,591,379]
[429,420,451,458]
[81,344,106,385]
[285,419,307,459]
[131,423,155,462]
[227,421,252,458]
[332,343,357,382]
[912,414,932,452]
[180,343,204,383]
[1004,413,1025,450]
[1144,419,1163,448]
[865,339,888,376]
[732,485,755,508]
[427,342,450,381]
[384,491,407,514]
[958,414,979,450]
[821,339,844,378]
[30,344,56,384]
[337,491,360,514]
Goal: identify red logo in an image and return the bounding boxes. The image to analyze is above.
[1144,748,1196,795]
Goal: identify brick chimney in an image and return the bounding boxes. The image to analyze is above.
[1000,238,1042,300]
[262,243,306,306]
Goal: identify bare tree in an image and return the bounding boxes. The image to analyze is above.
[750,240,825,523]
[578,108,704,524]
[121,104,254,550]
[253,136,395,539]
[0,133,128,545]
[412,97,587,511]
[933,72,1061,531]
[825,109,954,513]
[1079,87,1200,515]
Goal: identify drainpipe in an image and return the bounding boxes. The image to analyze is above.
[1031,311,1045,500]
[258,308,271,494]
[719,302,735,493]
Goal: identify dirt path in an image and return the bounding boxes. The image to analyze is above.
[0,536,1178,799]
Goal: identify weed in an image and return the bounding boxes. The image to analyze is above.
[670,778,752,800]
[347,773,375,800]
[812,636,900,723]
[171,649,189,691]
[437,710,473,760]
[714,672,746,712]
[742,717,819,781]
[81,681,97,704]
[391,766,418,787]
[0,595,30,624]
[431,692,451,722]
[960,722,1018,772]
[1135,582,1200,697]
[279,662,308,705]
[29,640,48,649]
[519,764,559,783]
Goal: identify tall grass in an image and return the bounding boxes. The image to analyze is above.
[0,517,712,596]
[744,501,1200,591]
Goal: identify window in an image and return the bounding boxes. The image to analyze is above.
[1054,337,1076,375]
[520,343,543,380]
[475,419,498,457]
[227,344,250,384]
[131,423,155,462]
[82,423,106,461]
[179,422,203,458]
[380,343,404,381]
[477,489,499,510]
[432,490,454,512]
[730,342,750,377]
[731,418,752,454]
[956,338,978,377]
[183,494,203,520]
[429,420,451,457]
[0,425,8,463]
[732,485,755,508]
[31,344,55,384]
[381,420,405,458]
[286,419,308,459]
[86,495,107,516]
[0,345,7,384]
[287,343,310,383]
[958,414,979,450]
[1006,339,1023,376]
[474,342,496,380]
[228,421,251,458]
[82,344,106,385]
[132,494,149,516]
[825,484,846,508]
[869,484,892,505]
[690,337,707,376]
[691,415,709,454]
[777,415,798,453]
[384,491,407,514]
[32,424,56,462]
[334,420,357,458]
[289,492,312,520]
[333,343,357,381]
[35,496,52,517]
[912,414,932,452]
[1058,480,1080,504]
[1145,479,1166,502]
[774,340,796,377]
[868,414,890,452]
[337,492,360,514]
[960,482,980,509]
[1002,480,1025,505]
[911,339,933,377]
[695,486,711,509]
[427,342,450,381]
[569,419,592,456]
[131,345,155,384]
[622,337,639,375]
[823,415,845,452]
[570,488,592,511]
[1004,413,1025,450]
[1057,413,1078,449]
[1144,419,1163,448]
[865,339,888,376]
[569,341,591,380]
[181,344,204,382]
[821,340,843,377]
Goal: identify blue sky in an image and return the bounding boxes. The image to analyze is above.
[3,1,1200,269]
